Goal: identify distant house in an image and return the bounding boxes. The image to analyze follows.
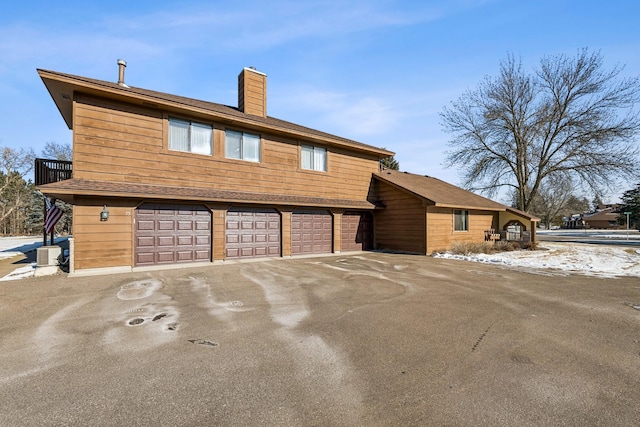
[584,204,622,229]
[563,204,622,229]
[37,62,538,275]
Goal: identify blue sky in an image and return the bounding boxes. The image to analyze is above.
[1,0,639,203]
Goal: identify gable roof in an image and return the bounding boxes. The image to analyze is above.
[373,169,539,220]
[584,208,619,222]
[37,68,393,158]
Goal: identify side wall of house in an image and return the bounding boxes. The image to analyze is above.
[71,94,380,201]
[72,197,138,270]
[426,207,496,253]
[373,181,426,254]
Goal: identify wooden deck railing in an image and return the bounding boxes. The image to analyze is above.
[35,158,72,185]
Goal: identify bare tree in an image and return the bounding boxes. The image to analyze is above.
[526,176,574,229]
[441,49,640,212]
[42,141,72,161]
[0,146,36,233]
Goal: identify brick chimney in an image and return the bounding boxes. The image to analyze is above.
[238,67,267,117]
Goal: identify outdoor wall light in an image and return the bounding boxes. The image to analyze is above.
[100,205,109,221]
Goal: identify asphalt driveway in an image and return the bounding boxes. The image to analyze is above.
[1,253,639,426]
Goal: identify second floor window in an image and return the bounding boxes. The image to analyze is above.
[301,145,326,172]
[169,118,212,155]
[225,130,261,162]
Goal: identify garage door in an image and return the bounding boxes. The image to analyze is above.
[292,209,332,255]
[341,211,373,252]
[135,203,211,266]
[226,208,281,259]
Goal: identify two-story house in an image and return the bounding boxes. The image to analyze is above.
[37,62,537,275]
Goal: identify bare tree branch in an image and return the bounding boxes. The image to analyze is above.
[441,49,640,211]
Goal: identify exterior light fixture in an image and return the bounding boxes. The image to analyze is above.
[100,205,109,221]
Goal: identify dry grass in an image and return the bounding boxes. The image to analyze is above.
[445,240,523,256]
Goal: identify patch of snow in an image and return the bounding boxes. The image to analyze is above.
[0,236,67,253]
[434,242,640,278]
[0,263,36,281]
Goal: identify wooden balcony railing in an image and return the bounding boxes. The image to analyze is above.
[35,158,72,185]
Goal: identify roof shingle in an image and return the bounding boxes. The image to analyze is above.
[38,179,376,210]
[374,169,538,220]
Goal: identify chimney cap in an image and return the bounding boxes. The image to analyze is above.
[117,59,129,87]
[243,66,266,76]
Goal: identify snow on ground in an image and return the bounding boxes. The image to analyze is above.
[434,242,640,278]
[0,236,68,281]
[1,236,640,281]
[0,236,47,261]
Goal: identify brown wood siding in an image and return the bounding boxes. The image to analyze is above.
[225,208,281,259]
[280,209,293,256]
[373,181,426,254]
[238,69,266,117]
[134,203,211,266]
[208,204,229,261]
[72,94,379,202]
[291,210,332,255]
[341,211,373,251]
[72,198,137,270]
[426,206,496,253]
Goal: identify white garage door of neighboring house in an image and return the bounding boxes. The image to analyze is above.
[225,208,281,259]
[135,203,211,266]
[291,209,332,255]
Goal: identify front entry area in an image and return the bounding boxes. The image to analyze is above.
[134,203,211,266]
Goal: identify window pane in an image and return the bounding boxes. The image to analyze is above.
[191,123,212,155]
[169,118,190,152]
[454,210,468,231]
[243,133,261,162]
[313,147,326,171]
[301,145,313,169]
[225,130,242,159]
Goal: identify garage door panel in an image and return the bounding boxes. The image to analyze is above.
[195,235,210,245]
[134,204,211,266]
[157,236,175,247]
[176,235,193,246]
[158,220,175,231]
[292,210,332,255]
[137,220,155,231]
[341,212,373,252]
[157,251,175,263]
[136,236,155,247]
[176,251,194,261]
[226,208,281,259]
[136,253,154,265]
